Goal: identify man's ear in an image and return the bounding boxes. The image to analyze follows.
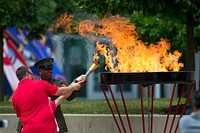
[38,69,42,74]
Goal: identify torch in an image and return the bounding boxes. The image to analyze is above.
[73,60,100,82]
[85,60,100,77]
[67,60,100,101]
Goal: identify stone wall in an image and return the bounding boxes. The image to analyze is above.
[0,114,180,133]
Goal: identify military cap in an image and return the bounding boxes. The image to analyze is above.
[34,58,54,69]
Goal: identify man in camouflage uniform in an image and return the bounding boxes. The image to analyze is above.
[17,57,80,133]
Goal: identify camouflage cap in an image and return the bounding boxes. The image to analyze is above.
[34,58,54,69]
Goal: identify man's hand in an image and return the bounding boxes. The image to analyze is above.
[73,75,87,86]
[67,75,87,101]
[74,75,86,82]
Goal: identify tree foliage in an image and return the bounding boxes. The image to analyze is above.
[74,0,200,48]
[0,0,77,39]
[1,0,56,39]
[130,11,187,51]
[75,0,200,20]
[0,0,76,101]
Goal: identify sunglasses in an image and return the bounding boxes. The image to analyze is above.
[39,65,54,70]
[43,67,53,70]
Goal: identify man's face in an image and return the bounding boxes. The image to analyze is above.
[39,67,53,81]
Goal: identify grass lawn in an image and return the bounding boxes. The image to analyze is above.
[0,98,188,114]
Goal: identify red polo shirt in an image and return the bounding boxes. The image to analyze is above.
[12,78,59,133]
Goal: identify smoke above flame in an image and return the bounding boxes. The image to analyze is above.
[55,14,184,72]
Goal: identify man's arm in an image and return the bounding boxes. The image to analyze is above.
[54,75,86,96]
[66,75,87,101]
[54,82,80,96]
[53,82,80,107]
[54,94,69,107]
[54,75,86,106]
[55,80,80,101]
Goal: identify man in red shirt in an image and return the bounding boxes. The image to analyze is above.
[12,66,86,133]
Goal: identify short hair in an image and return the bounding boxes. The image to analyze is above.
[16,66,30,81]
[192,90,200,109]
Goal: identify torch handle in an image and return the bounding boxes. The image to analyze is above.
[85,70,92,77]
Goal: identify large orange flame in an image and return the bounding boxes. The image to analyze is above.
[56,15,184,72]
[76,15,184,72]
[51,13,74,33]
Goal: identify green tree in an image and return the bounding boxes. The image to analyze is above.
[75,0,200,71]
[0,0,75,101]
[129,11,186,51]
